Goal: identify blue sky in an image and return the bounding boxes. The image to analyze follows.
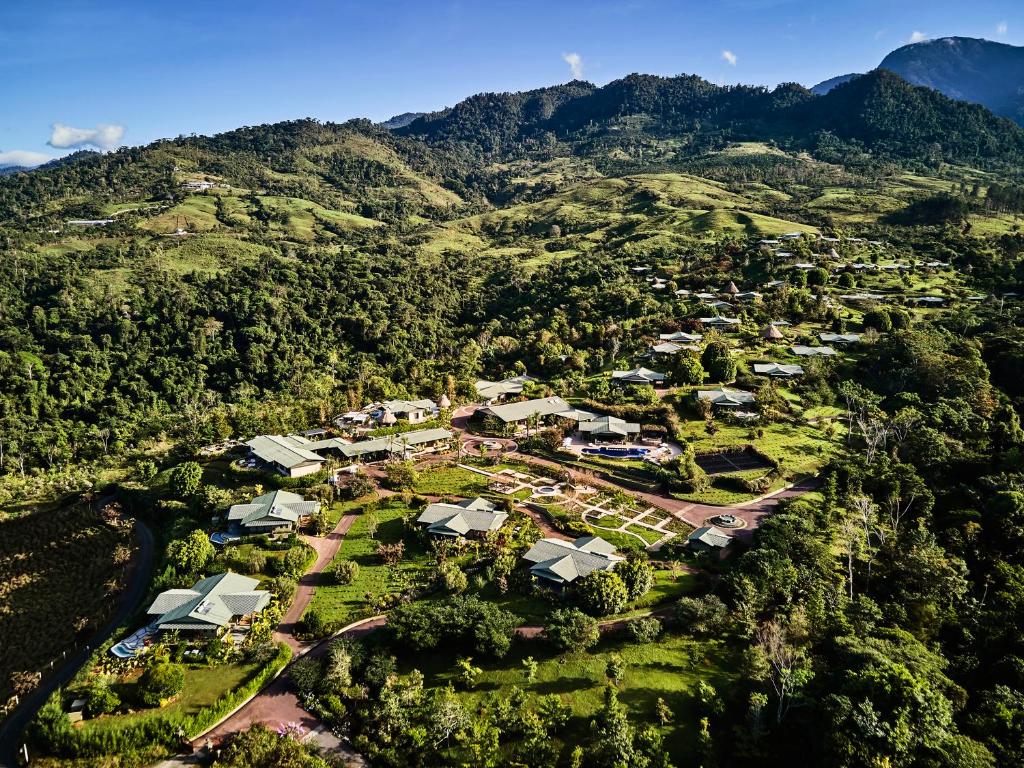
[0,0,1020,166]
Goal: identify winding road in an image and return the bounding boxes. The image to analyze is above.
[0,517,155,768]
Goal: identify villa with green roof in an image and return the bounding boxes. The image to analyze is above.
[416,497,508,539]
[147,573,271,633]
[228,490,320,535]
[522,536,623,586]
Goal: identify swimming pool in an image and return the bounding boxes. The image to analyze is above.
[582,446,651,458]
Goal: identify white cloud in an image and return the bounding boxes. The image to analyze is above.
[909,30,928,43]
[0,150,53,168]
[997,21,1008,36]
[48,122,125,151]
[874,28,888,40]
[721,49,738,66]
[562,52,584,79]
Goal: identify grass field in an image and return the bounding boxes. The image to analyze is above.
[79,661,259,730]
[403,630,733,763]
[306,497,432,626]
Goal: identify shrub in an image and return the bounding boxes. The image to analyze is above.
[627,616,663,643]
[282,546,310,577]
[138,663,185,707]
[543,608,600,653]
[576,570,628,616]
[675,594,730,636]
[863,308,893,333]
[168,461,202,499]
[388,596,517,657]
[333,559,360,585]
[616,556,654,601]
[86,682,121,716]
[168,530,215,575]
[300,607,332,638]
[267,576,297,603]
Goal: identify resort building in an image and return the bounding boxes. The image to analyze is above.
[522,536,623,586]
[819,333,861,345]
[147,573,271,633]
[659,331,703,343]
[338,427,453,462]
[475,396,576,427]
[687,526,732,554]
[576,415,641,442]
[416,497,508,539]
[790,345,838,357]
[227,490,320,535]
[245,434,330,478]
[697,388,757,410]
[753,363,804,378]
[379,399,437,424]
[611,367,667,386]
[699,317,742,330]
[474,374,535,404]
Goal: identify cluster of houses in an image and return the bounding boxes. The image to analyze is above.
[244,426,453,478]
[474,396,651,444]
[335,398,446,431]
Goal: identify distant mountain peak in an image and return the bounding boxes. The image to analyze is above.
[379,112,425,131]
[811,36,1024,124]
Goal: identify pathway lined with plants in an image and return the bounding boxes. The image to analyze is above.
[274,514,359,652]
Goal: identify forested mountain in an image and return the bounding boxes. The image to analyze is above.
[813,37,1024,125]
[398,70,1024,168]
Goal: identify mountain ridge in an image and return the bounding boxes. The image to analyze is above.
[812,36,1024,124]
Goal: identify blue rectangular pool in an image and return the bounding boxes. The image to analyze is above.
[582,446,651,458]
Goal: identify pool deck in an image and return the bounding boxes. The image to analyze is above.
[562,436,683,461]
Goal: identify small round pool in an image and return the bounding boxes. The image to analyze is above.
[582,446,651,459]
[535,486,558,495]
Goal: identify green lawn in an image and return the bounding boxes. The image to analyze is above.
[82,662,259,730]
[679,420,839,479]
[405,630,733,763]
[306,498,433,626]
[413,461,532,498]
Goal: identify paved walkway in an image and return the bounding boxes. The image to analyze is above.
[190,618,385,753]
[275,514,358,651]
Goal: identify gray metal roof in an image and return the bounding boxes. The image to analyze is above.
[697,388,757,406]
[790,345,837,357]
[688,525,732,548]
[658,331,703,342]
[246,435,325,470]
[611,367,666,384]
[339,427,453,458]
[417,498,507,537]
[475,375,534,400]
[577,415,640,437]
[477,396,573,424]
[228,490,320,529]
[148,573,270,629]
[753,363,804,377]
[819,333,861,344]
[522,537,622,584]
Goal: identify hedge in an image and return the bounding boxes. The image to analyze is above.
[34,642,292,759]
